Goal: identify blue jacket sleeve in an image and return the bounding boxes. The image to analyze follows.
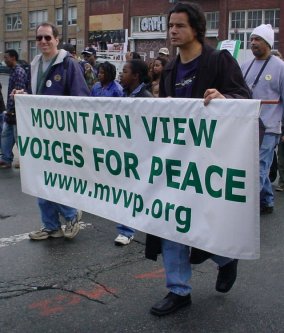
[65,58,90,96]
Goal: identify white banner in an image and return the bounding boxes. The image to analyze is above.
[15,95,261,259]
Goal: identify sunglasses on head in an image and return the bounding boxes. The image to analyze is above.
[36,35,52,42]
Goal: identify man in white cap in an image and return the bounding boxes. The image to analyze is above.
[158,47,170,60]
[241,24,284,214]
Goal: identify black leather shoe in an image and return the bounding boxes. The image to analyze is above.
[260,205,273,215]
[216,259,238,293]
[150,292,191,316]
[190,248,213,264]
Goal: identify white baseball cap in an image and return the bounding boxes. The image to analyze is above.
[158,47,170,56]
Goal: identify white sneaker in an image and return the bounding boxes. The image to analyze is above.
[114,234,134,246]
[64,210,82,239]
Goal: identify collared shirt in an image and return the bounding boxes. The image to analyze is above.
[7,64,27,112]
[91,80,123,97]
[123,82,146,97]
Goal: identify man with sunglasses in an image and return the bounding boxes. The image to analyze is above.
[25,22,90,240]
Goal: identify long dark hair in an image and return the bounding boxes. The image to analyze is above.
[98,61,116,83]
[168,2,206,45]
[152,56,168,81]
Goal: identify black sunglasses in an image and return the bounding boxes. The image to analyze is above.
[36,35,52,42]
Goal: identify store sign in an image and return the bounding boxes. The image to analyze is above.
[140,16,166,32]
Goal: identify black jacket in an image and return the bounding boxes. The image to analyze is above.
[159,44,251,99]
[146,44,251,261]
[125,84,153,97]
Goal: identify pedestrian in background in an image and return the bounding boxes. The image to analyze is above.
[0,82,6,157]
[269,50,284,191]
[151,56,168,97]
[62,43,78,59]
[80,47,98,90]
[158,47,170,61]
[125,51,141,61]
[0,49,27,169]
[241,24,284,213]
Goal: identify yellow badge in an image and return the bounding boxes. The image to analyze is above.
[265,74,272,81]
[54,74,61,82]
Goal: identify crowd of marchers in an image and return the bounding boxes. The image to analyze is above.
[0,1,283,318]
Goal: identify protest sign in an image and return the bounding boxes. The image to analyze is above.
[217,39,241,59]
[15,96,261,259]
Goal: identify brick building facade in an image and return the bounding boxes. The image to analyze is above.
[87,0,284,64]
[0,0,283,64]
[0,0,86,62]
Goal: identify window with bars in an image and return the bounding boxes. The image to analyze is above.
[264,10,280,28]
[56,7,77,26]
[229,9,280,50]
[247,10,262,28]
[6,14,22,31]
[230,33,245,49]
[5,41,21,56]
[205,12,219,30]
[29,10,48,30]
[29,41,38,62]
[230,9,279,29]
[231,11,245,29]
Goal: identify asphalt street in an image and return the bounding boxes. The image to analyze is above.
[0,73,283,332]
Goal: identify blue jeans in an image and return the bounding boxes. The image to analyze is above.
[38,198,77,231]
[0,113,3,156]
[116,224,135,237]
[0,121,17,164]
[260,133,280,207]
[162,239,233,296]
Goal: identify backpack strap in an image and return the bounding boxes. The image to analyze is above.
[244,55,271,90]
[62,56,71,95]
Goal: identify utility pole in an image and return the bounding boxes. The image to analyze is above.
[62,0,69,44]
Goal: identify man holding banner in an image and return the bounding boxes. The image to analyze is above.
[147,2,251,316]
[19,22,90,240]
